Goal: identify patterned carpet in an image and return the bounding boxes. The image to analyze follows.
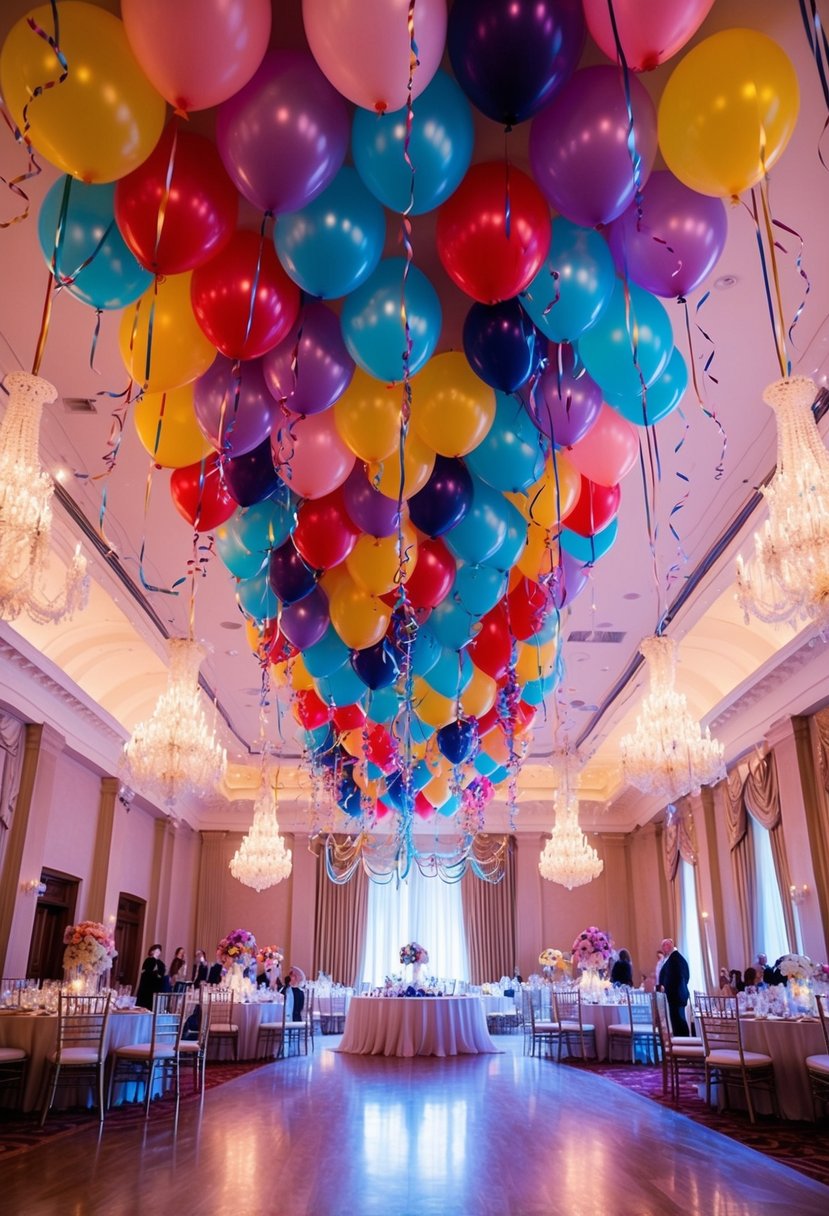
[567,1059,829,1187]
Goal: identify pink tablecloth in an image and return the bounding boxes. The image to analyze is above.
[337,996,499,1058]
[738,1016,825,1121]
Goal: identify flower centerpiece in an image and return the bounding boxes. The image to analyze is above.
[400,942,429,986]
[539,948,569,980]
[257,946,283,987]
[571,927,611,1001]
[63,921,117,993]
[779,952,816,1013]
[218,929,257,995]
[778,952,813,980]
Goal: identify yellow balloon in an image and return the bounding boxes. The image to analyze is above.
[517,524,559,580]
[658,29,799,198]
[346,522,418,595]
[270,660,290,689]
[245,619,271,661]
[341,729,365,758]
[290,656,315,692]
[368,428,436,499]
[522,453,581,530]
[119,273,215,392]
[423,770,452,808]
[485,727,511,766]
[329,577,391,649]
[413,679,455,729]
[516,637,559,684]
[0,3,165,183]
[460,666,497,719]
[410,353,496,456]
[320,562,353,600]
[133,384,213,468]
[334,369,403,462]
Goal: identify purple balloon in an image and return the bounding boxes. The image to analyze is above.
[523,346,602,448]
[194,354,277,458]
[216,51,349,215]
[279,585,329,650]
[604,170,728,299]
[551,550,588,609]
[342,465,401,538]
[269,538,317,605]
[223,438,280,507]
[262,301,355,416]
[529,66,657,228]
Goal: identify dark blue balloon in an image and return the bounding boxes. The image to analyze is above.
[462,299,538,392]
[383,772,414,813]
[437,720,476,766]
[338,776,363,818]
[409,455,473,537]
[351,639,400,690]
[268,539,317,605]
[223,437,281,507]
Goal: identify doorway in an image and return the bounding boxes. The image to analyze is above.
[26,869,79,980]
[114,893,145,988]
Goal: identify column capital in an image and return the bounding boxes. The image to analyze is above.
[765,714,798,751]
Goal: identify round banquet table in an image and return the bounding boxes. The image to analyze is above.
[530,990,631,1061]
[731,1015,826,1121]
[232,998,284,1059]
[337,995,500,1058]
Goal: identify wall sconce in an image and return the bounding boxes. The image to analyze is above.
[21,879,46,896]
[790,884,809,906]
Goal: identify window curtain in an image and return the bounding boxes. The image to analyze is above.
[743,752,796,951]
[0,712,24,873]
[360,865,470,986]
[461,837,516,984]
[663,799,712,987]
[722,766,756,968]
[313,850,368,987]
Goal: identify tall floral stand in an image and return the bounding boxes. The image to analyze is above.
[64,966,109,996]
[411,962,426,988]
[578,969,604,1003]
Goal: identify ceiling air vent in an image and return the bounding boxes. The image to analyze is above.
[63,396,97,413]
[566,630,626,644]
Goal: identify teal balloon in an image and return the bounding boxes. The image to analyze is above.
[578,279,673,399]
[340,257,442,383]
[560,517,618,563]
[408,716,435,744]
[236,571,278,621]
[425,646,473,698]
[522,661,563,706]
[366,684,399,723]
[411,626,441,677]
[488,764,509,785]
[412,760,432,791]
[236,497,295,556]
[475,753,499,776]
[520,219,615,342]
[367,761,384,781]
[429,597,477,650]
[437,792,461,817]
[482,500,528,572]
[607,347,688,427]
[352,71,474,217]
[453,564,508,618]
[274,166,386,299]
[316,665,367,708]
[531,611,560,644]
[303,726,331,750]
[216,516,265,580]
[303,626,350,679]
[465,391,545,492]
[38,177,152,310]
[444,478,508,565]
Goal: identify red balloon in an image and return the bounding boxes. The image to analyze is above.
[365,723,396,772]
[170,453,236,531]
[293,488,360,570]
[469,602,512,680]
[294,688,331,730]
[565,476,621,537]
[265,624,295,665]
[115,123,238,275]
[405,538,455,610]
[436,163,551,304]
[414,791,434,820]
[514,700,537,733]
[191,230,300,360]
[508,577,554,642]
[374,799,393,820]
[333,703,366,732]
[476,706,499,736]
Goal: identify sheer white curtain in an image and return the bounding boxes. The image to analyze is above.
[750,816,789,962]
[360,868,470,986]
[678,859,706,1000]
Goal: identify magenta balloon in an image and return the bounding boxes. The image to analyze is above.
[342,465,401,538]
[262,302,355,416]
[604,171,728,298]
[216,51,349,215]
[279,585,330,650]
[193,355,278,458]
[529,66,657,227]
[523,346,602,447]
[583,0,715,72]
[272,409,356,499]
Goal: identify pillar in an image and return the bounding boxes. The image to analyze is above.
[84,777,119,923]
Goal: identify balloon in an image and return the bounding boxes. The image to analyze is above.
[369,430,436,501]
[216,51,349,214]
[170,453,236,531]
[428,597,477,651]
[303,627,350,680]
[347,524,418,596]
[518,452,581,530]
[560,517,618,563]
[605,172,727,299]
[237,570,279,622]
[522,670,561,706]
[523,347,602,447]
[114,123,237,275]
[216,518,263,581]
[437,720,476,766]
[235,497,296,559]
[520,220,616,342]
[529,66,657,227]
[436,164,551,303]
[0,3,165,184]
[366,686,400,726]
[193,354,278,458]
[564,477,621,537]
[410,353,496,458]
[273,410,355,499]
[121,0,271,111]
[414,791,435,820]
[509,578,554,643]
[517,522,557,582]
[413,681,456,730]
[551,550,589,610]
[578,280,673,399]
[329,578,392,649]
[289,655,315,692]
[280,586,330,651]
[303,0,447,113]
[453,565,508,619]
[460,666,497,719]
[463,300,538,393]
[119,272,215,392]
[342,466,401,538]
[262,302,355,418]
[316,665,367,709]
[353,70,473,218]
[133,385,212,469]
[294,688,331,730]
[38,178,151,310]
[468,603,511,680]
[293,489,360,570]
[223,438,282,507]
[444,479,510,566]
[466,392,545,493]
[412,627,442,678]
[340,259,442,382]
[484,502,527,572]
[405,539,455,611]
[425,647,472,699]
[658,30,799,198]
[351,640,400,690]
[609,348,688,428]
[583,0,714,71]
[408,456,473,537]
[567,405,638,487]
[269,539,317,605]
[516,637,559,684]
[335,370,403,462]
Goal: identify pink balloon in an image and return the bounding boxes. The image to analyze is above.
[303,0,447,113]
[583,0,715,72]
[566,403,638,487]
[272,410,356,500]
[121,0,271,112]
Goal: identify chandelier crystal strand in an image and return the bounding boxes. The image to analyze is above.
[229,774,293,891]
[736,376,829,628]
[538,779,603,890]
[0,372,88,624]
[122,638,226,809]
[619,634,724,804]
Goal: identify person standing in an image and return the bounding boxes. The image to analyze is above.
[191,949,209,987]
[207,948,224,986]
[168,947,187,990]
[658,937,691,1036]
[610,948,634,987]
[136,944,166,1009]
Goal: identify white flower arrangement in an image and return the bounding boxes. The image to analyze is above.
[778,953,813,981]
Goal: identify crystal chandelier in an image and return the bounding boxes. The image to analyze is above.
[0,371,88,624]
[122,638,226,809]
[230,774,293,891]
[619,634,724,804]
[538,769,603,890]
[736,376,829,629]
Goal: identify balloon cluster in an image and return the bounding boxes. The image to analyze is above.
[3,0,799,822]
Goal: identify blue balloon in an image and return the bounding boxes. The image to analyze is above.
[444,478,509,565]
[316,665,367,708]
[482,501,528,573]
[366,684,399,724]
[466,391,545,493]
[408,716,435,744]
[607,347,688,427]
[522,660,564,706]
[531,611,561,644]
[560,517,618,564]
[408,456,473,537]
[274,166,386,299]
[235,497,295,556]
[303,626,350,679]
[236,571,279,622]
[578,279,673,399]
[520,219,615,342]
[487,764,509,785]
[303,725,333,751]
[429,597,477,650]
[463,300,538,393]
[352,71,474,216]
[340,258,442,383]
[215,514,266,580]
[426,646,473,698]
[437,719,476,765]
[453,565,508,618]
[411,626,441,677]
[475,752,499,776]
[411,760,432,791]
[338,777,363,818]
[38,177,152,310]
[437,792,461,818]
[351,639,400,690]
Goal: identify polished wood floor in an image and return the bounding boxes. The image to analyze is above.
[1,1037,827,1215]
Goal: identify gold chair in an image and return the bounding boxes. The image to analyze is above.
[805,992,829,1116]
[40,993,111,1125]
[521,988,560,1058]
[177,991,208,1093]
[697,993,778,1123]
[108,991,186,1116]
[607,991,660,1064]
[0,1046,28,1108]
[323,988,347,1035]
[654,992,705,1101]
[552,990,597,1062]
[204,989,239,1061]
[256,996,288,1060]
[283,986,312,1056]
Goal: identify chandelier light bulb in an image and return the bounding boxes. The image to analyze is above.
[230,774,293,891]
[538,764,603,890]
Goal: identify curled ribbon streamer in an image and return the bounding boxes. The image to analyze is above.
[799,0,829,168]
[137,462,179,596]
[605,0,645,222]
[770,214,811,352]
[743,189,788,377]
[679,296,727,479]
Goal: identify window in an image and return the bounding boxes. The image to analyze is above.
[360,866,470,986]
[678,858,707,998]
[750,815,789,962]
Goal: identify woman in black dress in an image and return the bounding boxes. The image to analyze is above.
[136,944,166,1009]
[610,948,634,987]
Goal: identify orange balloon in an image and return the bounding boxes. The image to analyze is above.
[522,453,581,529]
[329,577,391,649]
[423,770,452,808]
[133,384,213,468]
[516,636,559,684]
[119,272,215,391]
[341,728,365,758]
[290,655,315,692]
[485,728,511,766]
[460,666,497,719]
[413,679,456,729]
[410,352,496,456]
[346,522,418,595]
[334,369,403,461]
[517,525,559,580]
[368,428,436,500]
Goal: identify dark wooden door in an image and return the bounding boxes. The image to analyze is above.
[26,870,78,980]
[114,894,145,988]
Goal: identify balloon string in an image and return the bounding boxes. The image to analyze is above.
[768,208,811,354]
[757,180,792,376]
[143,276,160,387]
[88,309,103,372]
[799,0,829,167]
[30,270,56,377]
[606,0,644,222]
[137,462,179,596]
[504,127,512,240]
[744,188,788,378]
[244,209,273,350]
[679,296,727,479]
[152,119,179,267]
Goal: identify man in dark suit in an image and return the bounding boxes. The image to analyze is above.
[191,949,209,987]
[658,937,691,1036]
[207,949,224,986]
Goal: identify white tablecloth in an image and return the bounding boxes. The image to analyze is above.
[529,992,630,1060]
[734,1016,825,1121]
[315,990,353,1020]
[232,999,284,1059]
[337,996,499,1058]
